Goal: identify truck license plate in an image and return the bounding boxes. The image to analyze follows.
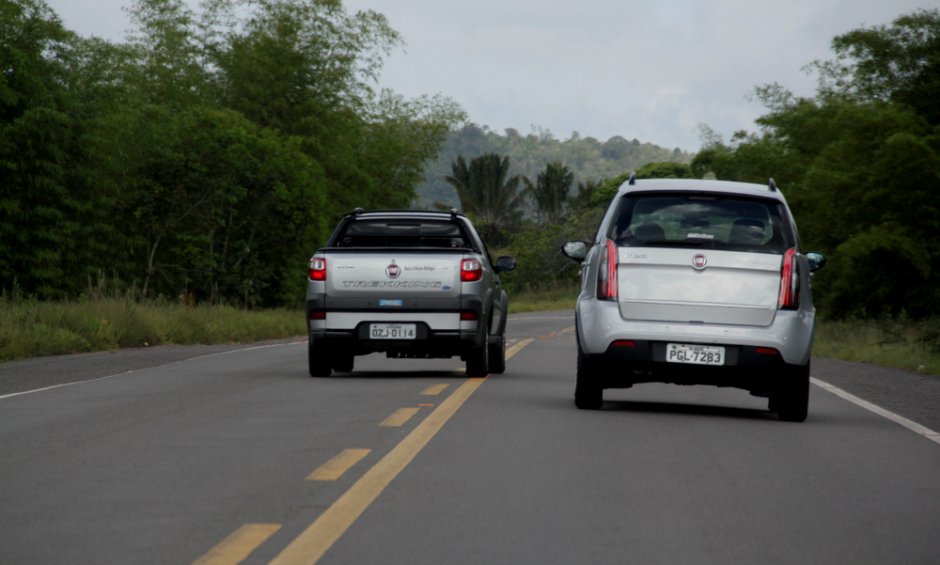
[369,323,416,340]
[666,343,725,366]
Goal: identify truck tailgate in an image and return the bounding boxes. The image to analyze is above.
[324,251,463,299]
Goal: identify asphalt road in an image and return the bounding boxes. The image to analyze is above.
[1,312,939,564]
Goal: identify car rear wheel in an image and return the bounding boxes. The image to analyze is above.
[308,339,333,378]
[575,346,603,410]
[773,362,810,422]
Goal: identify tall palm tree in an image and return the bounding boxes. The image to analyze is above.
[446,153,525,243]
[524,161,573,224]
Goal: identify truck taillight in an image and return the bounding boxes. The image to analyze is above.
[461,259,483,282]
[778,248,799,309]
[309,257,327,281]
[597,238,618,300]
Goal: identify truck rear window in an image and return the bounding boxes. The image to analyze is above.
[335,220,470,248]
[609,193,793,253]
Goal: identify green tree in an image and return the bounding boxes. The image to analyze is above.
[446,153,525,244]
[812,9,940,124]
[0,0,93,297]
[570,178,603,212]
[524,161,574,224]
[635,161,692,179]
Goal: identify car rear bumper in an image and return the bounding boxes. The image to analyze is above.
[577,298,815,367]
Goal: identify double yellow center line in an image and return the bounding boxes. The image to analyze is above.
[194,337,535,565]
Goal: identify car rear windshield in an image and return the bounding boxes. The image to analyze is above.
[334,220,470,248]
[609,192,794,253]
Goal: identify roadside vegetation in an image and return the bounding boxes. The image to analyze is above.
[0,294,302,361]
[2,3,938,376]
[1,292,937,377]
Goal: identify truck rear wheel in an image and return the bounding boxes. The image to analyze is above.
[488,334,506,374]
[333,355,354,373]
[466,327,490,377]
[308,339,333,378]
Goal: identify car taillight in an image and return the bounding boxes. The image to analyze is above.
[309,310,326,320]
[778,248,799,309]
[309,257,327,281]
[597,238,618,300]
[461,259,483,282]
[460,310,478,321]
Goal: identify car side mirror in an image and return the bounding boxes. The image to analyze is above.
[806,252,827,273]
[494,256,516,273]
[561,240,589,261]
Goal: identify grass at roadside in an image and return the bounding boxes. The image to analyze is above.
[1,292,937,377]
[508,286,577,314]
[0,298,304,362]
[814,317,940,376]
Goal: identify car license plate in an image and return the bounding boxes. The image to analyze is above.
[369,323,416,340]
[666,343,725,366]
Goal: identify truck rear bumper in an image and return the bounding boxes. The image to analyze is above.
[308,325,483,358]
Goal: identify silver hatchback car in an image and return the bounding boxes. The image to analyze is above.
[562,176,826,421]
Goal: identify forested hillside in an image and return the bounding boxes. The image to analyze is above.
[0,0,462,307]
[415,125,691,208]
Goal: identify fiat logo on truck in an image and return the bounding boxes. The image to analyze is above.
[386,261,401,279]
[692,254,708,270]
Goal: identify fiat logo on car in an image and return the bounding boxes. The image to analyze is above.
[385,261,401,279]
[692,254,708,270]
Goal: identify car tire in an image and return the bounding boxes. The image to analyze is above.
[488,334,506,374]
[773,362,810,422]
[575,346,603,410]
[308,339,333,378]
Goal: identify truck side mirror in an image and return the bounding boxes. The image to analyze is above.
[494,256,516,272]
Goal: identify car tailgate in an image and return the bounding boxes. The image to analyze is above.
[617,248,782,326]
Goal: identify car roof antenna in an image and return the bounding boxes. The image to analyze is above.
[768,178,777,192]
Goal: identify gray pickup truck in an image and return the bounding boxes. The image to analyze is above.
[305,209,516,377]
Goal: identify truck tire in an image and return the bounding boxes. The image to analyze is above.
[332,350,354,373]
[308,339,333,378]
[488,334,506,374]
[466,327,490,377]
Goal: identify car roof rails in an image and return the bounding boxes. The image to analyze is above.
[768,178,778,192]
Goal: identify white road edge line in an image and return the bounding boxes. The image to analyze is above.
[0,342,299,401]
[812,377,940,446]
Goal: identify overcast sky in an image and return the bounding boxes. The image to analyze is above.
[45,0,937,151]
